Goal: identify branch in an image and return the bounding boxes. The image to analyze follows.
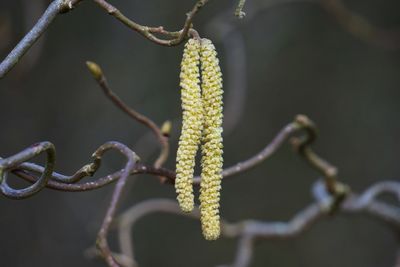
[7,115,342,196]
[0,0,78,78]
[94,142,139,267]
[92,0,210,46]
[0,0,210,79]
[114,180,400,267]
[86,61,169,169]
[0,142,55,199]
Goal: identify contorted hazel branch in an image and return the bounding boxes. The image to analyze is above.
[199,38,224,240]
[175,37,224,240]
[175,38,203,213]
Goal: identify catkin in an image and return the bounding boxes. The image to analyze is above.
[199,38,224,240]
[175,38,203,213]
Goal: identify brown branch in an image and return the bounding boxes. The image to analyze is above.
[8,115,340,195]
[92,0,210,46]
[86,61,169,169]
[95,142,139,267]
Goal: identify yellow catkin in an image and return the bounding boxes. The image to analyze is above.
[175,38,204,213]
[199,38,224,240]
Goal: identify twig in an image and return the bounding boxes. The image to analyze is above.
[12,162,174,192]
[0,142,55,199]
[113,180,400,267]
[95,142,139,267]
[92,0,210,46]
[0,0,74,78]
[86,61,169,169]
[8,115,339,193]
[290,115,349,207]
[1,0,211,80]
[395,248,400,267]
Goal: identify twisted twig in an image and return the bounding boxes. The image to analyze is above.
[0,142,55,199]
[114,179,400,267]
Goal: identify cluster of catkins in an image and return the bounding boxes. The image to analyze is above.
[175,38,223,241]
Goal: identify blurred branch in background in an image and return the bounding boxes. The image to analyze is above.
[320,0,400,50]
[114,179,400,267]
[250,0,400,50]
[0,0,70,78]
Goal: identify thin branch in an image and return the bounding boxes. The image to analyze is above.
[95,142,139,267]
[12,162,174,192]
[290,115,349,208]
[92,0,210,46]
[86,61,169,169]
[1,0,210,80]
[0,142,55,199]
[0,0,73,78]
[8,115,340,193]
[113,181,400,267]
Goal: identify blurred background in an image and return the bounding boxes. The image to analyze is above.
[0,0,400,266]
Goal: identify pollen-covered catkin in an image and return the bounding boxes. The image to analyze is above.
[199,38,224,240]
[175,38,203,213]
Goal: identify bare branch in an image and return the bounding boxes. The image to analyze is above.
[112,181,400,267]
[86,61,169,169]
[95,142,139,267]
[92,0,210,46]
[0,142,55,199]
[0,0,73,78]
[7,115,343,195]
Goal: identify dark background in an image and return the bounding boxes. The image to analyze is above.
[1,0,400,266]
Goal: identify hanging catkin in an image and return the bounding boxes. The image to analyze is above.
[175,38,204,213]
[199,38,224,240]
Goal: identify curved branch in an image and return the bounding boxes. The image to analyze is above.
[113,181,400,267]
[94,142,139,267]
[92,0,210,46]
[9,115,340,194]
[0,142,55,199]
[0,0,69,78]
[86,61,169,169]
